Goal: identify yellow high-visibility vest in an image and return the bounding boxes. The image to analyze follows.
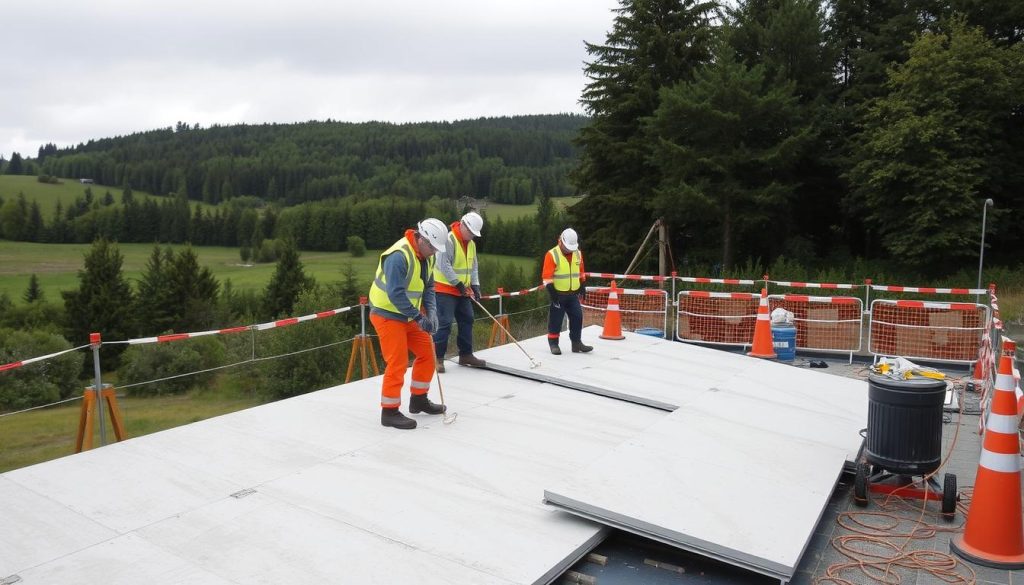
[548,246,582,292]
[369,237,435,316]
[434,230,476,287]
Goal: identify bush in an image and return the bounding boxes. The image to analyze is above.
[118,336,226,396]
[346,235,366,257]
[254,285,356,401]
[0,329,82,410]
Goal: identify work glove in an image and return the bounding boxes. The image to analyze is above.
[471,285,481,300]
[546,283,561,309]
[415,313,437,335]
[429,310,439,333]
[455,282,468,297]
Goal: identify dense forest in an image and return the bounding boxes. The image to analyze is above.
[29,115,585,205]
[2,0,1022,274]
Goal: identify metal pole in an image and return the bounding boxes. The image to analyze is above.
[977,199,993,303]
[90,333,107,446]
[359,296,367,337]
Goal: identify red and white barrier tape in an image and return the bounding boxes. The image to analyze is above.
[585,272,670,282]
[680,291,760,299]
[676,276,757,285]
[479,285,544,300]
[770,281,857,289]
[586,286,667,296]
[885,300,980,311]
[770,295,860,305]
[0,343,92,372]
[871,285,987,295]
[126,305,358,345]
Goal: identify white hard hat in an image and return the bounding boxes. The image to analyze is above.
[559,228,579,252]
[461,211,483,237]
[417,218,448,252]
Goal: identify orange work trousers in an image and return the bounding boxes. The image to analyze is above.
[370,313,435,409]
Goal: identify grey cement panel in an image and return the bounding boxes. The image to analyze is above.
[135,491,514,585]
[544,392,851,581]
[11,532,239,585]
[477,327,764,410]
[1,363,663,584]
[0,477,117,577]
[4,440,243,535]
[261,446,603,584]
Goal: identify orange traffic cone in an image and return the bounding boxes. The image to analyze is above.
[951,339,1024,568]
[599,281,625,340]
[747,288,776,359]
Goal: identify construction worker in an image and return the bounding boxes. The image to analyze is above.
[432,211,486,372]
[368,218,449,430]
[542,228,593,355]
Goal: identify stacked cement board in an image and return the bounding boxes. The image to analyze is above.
[482,326,868,581]
[1,360,665,585]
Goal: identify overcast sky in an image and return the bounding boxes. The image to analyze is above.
[1,0,621,160]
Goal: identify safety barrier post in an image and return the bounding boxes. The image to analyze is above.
[345,297,380,383]
[75,383,127,453]
[488,288,511,347]
[669,271,677,340]
[90,333,106,446]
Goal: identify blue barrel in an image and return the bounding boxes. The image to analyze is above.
[635,327,664,338]
[771,325,797,361]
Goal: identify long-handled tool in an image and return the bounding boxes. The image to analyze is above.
[428,337,457,425]
[471,296,542,369]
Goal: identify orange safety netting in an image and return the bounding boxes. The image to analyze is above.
[869,300,989,363]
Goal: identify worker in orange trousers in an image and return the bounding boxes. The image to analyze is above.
[368,219,449,430]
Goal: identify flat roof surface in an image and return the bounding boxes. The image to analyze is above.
[3,328,871,584]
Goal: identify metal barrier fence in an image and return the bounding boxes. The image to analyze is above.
[582,286,669,337]
[868,299,989,364]
[768,295,863,358]
[675,291,760,346]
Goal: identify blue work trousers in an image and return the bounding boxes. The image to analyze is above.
[548,292,583,342]
[433,292,475,357]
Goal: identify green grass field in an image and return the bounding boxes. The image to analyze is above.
[0,240,536,304]
[484,195,582,221]
[0,175,215,218]
[0,387,263,473]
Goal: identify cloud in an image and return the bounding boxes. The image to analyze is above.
[1,0,617,158]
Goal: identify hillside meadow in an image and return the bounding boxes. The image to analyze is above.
[0,241,537,305]
[0,175,218,218]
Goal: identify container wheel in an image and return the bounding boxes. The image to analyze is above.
[941,473,957,521]
[854,462,869,507]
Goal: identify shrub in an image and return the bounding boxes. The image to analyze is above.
[254,286,356,401]
[0,329,81,410]
[346,235,366,257]
[117,336,226,396]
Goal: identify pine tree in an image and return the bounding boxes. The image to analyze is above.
[848,20,1022,268]
[62,239,135,367]
[570,0,719,269]
[28,201,44,242]
[263,240,314,318]
[134,246,176,334]
[6,152,23,175]
[23,274,44,303]
[648,41,812,268]
[165,246,220,331]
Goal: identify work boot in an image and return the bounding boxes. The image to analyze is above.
[458,354,486,368]
[409,393,446,415]
[571,340,594,353]
[381,408,417,429]
[435,357,445,373]
[549,338,562,355]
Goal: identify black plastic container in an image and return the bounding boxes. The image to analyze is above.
[864,373,947,475]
